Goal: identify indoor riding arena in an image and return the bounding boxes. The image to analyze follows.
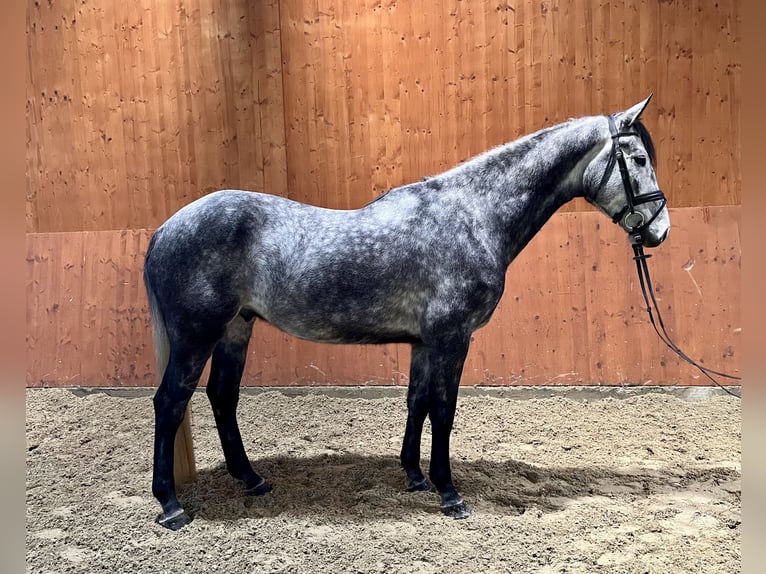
[26,1,741,573]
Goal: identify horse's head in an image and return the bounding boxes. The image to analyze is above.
[584,95,670,248]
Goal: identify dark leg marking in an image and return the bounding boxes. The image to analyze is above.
[206,315,271,496]
[402,335,473,518]
[152,346,212,530]
[424,335,472,519]
[401,343,434,492]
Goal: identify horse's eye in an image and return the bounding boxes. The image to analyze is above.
[633,156,647,167]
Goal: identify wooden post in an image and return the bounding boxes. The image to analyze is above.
[173,405,196,485]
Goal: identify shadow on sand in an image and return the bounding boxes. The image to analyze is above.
[176,453,740,523]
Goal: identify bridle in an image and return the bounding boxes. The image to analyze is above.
[595,115,740,398]
[596,115,667,246]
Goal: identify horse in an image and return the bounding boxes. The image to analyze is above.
[144,96,670,529]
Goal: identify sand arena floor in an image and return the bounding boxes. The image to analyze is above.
[26,387,740,573]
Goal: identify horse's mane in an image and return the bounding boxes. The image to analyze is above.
[367,115,657,207]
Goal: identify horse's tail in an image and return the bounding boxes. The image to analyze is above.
[144,234,170,385]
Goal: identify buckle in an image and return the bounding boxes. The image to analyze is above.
[623,211,645,230]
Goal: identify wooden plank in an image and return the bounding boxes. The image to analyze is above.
[26,233,85,386]
[26,0,287,233]
[25,207,741,388]
[27,0,741,233]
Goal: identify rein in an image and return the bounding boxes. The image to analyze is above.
[601,114,741,399]
[631,244,741,399]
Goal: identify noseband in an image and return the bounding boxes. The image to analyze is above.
[598,115,667,244]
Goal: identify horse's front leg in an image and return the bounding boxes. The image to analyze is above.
[400,343,434,492]
[402,334,472,518]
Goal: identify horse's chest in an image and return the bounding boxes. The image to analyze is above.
[427,273,504,330]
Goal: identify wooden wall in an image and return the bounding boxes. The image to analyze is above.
[25,207,741,387]
[26,0,741,387]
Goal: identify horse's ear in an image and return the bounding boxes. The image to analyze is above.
[618,93,653,129]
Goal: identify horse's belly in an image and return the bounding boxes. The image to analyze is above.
[259,307,420,345]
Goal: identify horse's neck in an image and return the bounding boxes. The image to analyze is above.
[444,118,605,266]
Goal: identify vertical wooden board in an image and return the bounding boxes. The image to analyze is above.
[79,230,156,386]
[624,0,641,100]
[381,3,404,198]
[248,0,289,198]
[579,215,633,383]
[700,207,742,374]
[51,234,85,385]
[27,0,742,232]
[689,0,741,208]
[27,0,287,232]
[662,0,695,208]
[79,232,110,385]
[640,0,659,99]
[722,0,742,206]
[141,0,172,222]
[528,0,543,130]
[590,0,607,114]
[399,0,436,181]
[565,214,593,380]
[483,0,512,146]
[280,0,317,205]
[361,0,398,203]
[26,233,52,386]
[26,233,85,386]
[576,0,594,114]
[521,214,575,383]
[608,1,625,109]
[510,0,526,139]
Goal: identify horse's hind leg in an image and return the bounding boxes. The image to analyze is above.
[152,345,212,530]
[206,314,271,496]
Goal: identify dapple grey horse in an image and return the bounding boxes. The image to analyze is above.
[144,96,670,529]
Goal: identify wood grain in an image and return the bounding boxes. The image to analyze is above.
[26,207,741,388]
[27,0,741,233]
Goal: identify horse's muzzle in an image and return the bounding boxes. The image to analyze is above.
[637,227,668,248]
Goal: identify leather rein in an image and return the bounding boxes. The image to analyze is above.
[600,115,741,398]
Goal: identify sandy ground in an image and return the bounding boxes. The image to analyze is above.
[26,388,740,573]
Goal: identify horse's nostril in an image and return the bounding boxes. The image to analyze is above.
[659,228,669,243]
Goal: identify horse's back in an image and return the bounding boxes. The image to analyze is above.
[143,189,407,338]
[145,187,504,345]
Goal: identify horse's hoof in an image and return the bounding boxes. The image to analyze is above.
[406,477,434,492]
[157,509,193,530]
[441,499,473,519]
[245,479,272,497]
